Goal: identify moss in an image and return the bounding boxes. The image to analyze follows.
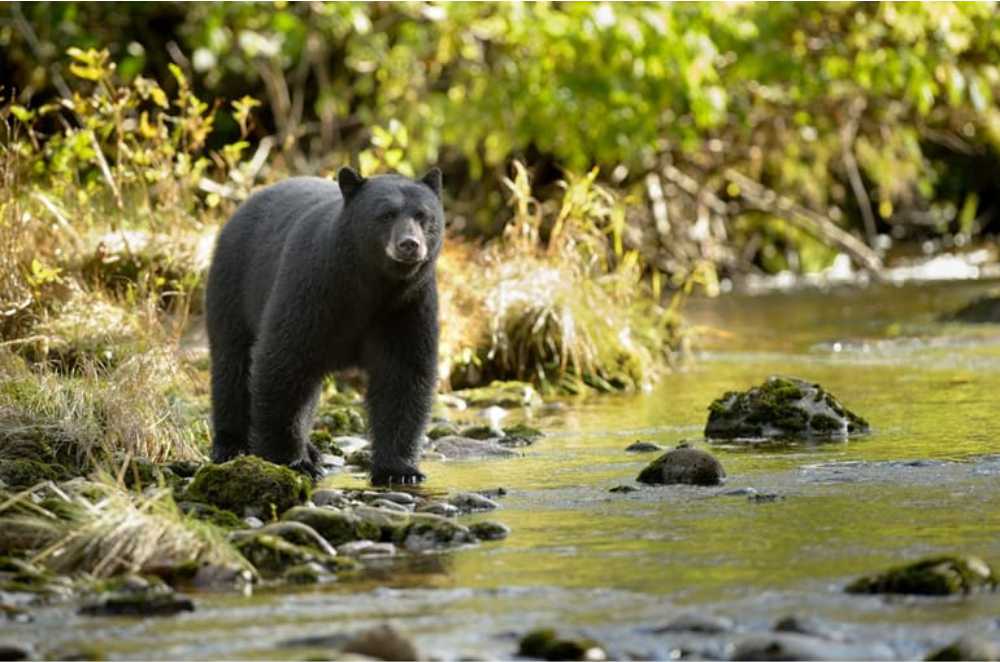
[178,501,244,529]
[234,534,325,576]
[283,563,323,585]
[427,421,460,440]
[469,521,510,541]
[808,413,842,432]
[282,506,380,546]
[314,406,366,436]
[185,456,311,518]
[122,458,175,491]
[0,459,64,489]
[504,423,543,439]
[518,628,605,661]
[461,425,499,440]
[345,449,372,470]
[846,556,997,596]
[402,515,476,551]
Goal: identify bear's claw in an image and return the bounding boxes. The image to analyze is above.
[370,469,426,486]
[288,456,324,482]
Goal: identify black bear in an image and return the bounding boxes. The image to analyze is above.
[205,167,443,485]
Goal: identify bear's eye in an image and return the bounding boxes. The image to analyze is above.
[413,210,428,224]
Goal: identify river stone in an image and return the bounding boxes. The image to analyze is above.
[282,506,380,546]
[773,615,842,641]
[469,521,510,541]
[0,643,31,660]
[625,441,664,453]
[185,456,311,518]
[518,628,607,661]
[342,624,419,661]
[731,633,884,661]
[636,445,726,486]
[428,435,519,459]
[417,501,460,518]
[79,587,194,617]
[926,635,1000,661]
[655,612,734,634]
[449,492,500,512]
[232,521,337,556]
[337,540,397,557]
[312,489,350,508]
[946,292,1000,324]
[379,491,416,505]
[705,376,869,440]
[403,515,476,552]
[846,555,997,596]
[370,498,410,512]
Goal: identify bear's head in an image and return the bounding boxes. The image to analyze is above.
[338,167,444,281]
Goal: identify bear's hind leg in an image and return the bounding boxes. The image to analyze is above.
[210,340,253,463]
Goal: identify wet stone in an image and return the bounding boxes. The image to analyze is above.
[283,562,327,585]
[846,555,997,596]
[453,380,543,408]
[449,492,500,513]
[403,515,476,552]
[80,587,194,617]
[946,292,1000,324]
[731,633,886,661]
[417,502,460,518]
[926,635,1000,661]
[370,498,410,512]
[243,516,263,529]
[312,489,350,508]
[749,493,784,503]
[773,615,842,641]
[469,521,510,541]
[428,436,519,459]
[518,628,607,661]
[625,441,664,453]
[0,643,31,661]
[379,491,416,505]
[655,612,734,634]
[609,485,638,493]
[342,624,419,661]
[705,376,869,441]
[282,506,380,547]
[636,445,726,486]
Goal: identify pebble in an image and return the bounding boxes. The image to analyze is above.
[242,516,264,529]
[342,624,419,661]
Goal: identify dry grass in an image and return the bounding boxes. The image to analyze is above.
[1,479,242,577]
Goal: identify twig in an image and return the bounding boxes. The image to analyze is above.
[839,105,878,248]
[32,191,83,247]
[723,169,883,273]
[88,130,124,211]
[0,334,49,348]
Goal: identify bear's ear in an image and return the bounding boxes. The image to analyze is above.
[420,167,443,198]
[338,167,366,201]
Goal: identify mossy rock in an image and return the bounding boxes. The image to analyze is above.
[345,448,372,470]
[705,376,869,441]
[402,514,476,552]
[518,628,606,661]
[0,459,66,489]
[460,425,501,440]
[427,421,461,440]
[314,405,366,436]
[283,562,325,585]
[79,586,195,617]
[233,534,327,576]
[926,635,1000,661]
[185,456,311,518]
[453,380,543,408]
[846,556,997,596]
[178,501,244,529]
[282,506,380,546]
[469,521,510,541]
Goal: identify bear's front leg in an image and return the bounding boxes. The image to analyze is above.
[248,332,325,481]
[364,298,438,486]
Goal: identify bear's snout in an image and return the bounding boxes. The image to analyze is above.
[387,218,428,264]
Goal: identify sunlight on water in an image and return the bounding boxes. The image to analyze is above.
[16,279,1000,659]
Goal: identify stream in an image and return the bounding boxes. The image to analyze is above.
[11,277,1000,660]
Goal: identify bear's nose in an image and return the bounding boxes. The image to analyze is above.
[396,237,423,259]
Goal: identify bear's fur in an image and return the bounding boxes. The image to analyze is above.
[205,167,443,484]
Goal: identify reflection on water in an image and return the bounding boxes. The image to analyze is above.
[14,279,1000,659]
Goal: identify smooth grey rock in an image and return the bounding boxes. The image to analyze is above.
[370,498,410,512]
[336,540,397,557]
[449,492,500,512]
[926,635,1000,661]
[379,491,416,505]
[656,612,734,634]
[731,634,892,661]
[312,489,349,508]
[429,435,519,459]
[417,502,460,518]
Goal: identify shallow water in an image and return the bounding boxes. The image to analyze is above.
[13,278,1000,659]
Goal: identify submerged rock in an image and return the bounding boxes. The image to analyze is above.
[636,445,726,486]
[655,612,734,634]
[846,555,997,596]
[232,533,354,577]
[518,628,607,661]
[416,501,460,518]
[454,380,543,408]
[609,485,638,494]
[427,421,461,440]
[926,635,1000,661]
[731,633,886,661]
[427,435,519,459]
[0,643,31,661]
[342,624,419,661]
[185,456,311,518]
[469,521,510,541]
[79,587,194,617]
[946,292,1000,324]
[705,376,869,441]
[625,441,664,453]
[449,492,500,513]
